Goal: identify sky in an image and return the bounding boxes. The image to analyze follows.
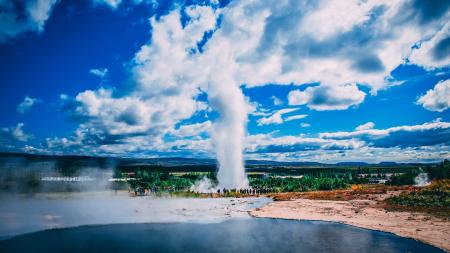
[0,0,449,163]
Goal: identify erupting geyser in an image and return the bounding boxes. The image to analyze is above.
[209,88,248,189]
[208,49,249,189]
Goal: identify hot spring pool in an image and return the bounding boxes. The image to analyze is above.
[0,218,444,253]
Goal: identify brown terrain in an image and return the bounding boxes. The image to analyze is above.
[251,185,450,252]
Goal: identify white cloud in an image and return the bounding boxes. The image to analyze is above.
[217,0,448,94]
[257,108,300,126]
[72,87,200,137]
[89,68,108,78]
[409,23,450,69]
[1,123,31,142]
[17,96,41,114]
[92,0,122,9]
[417,79,450,112]
[19,0,450,162]
[27,0,59,31]
[248,100,271,117]
[0,0,59,42]
[245,132,364,154]
[356,122,375,131]
[300,123,310,128]
[244,119,450,163]
[320,119,450,148]
[0,0,154,42]
[285,114,308,122]
[245,145,450,164]
[44,6,220,156]
[170,121,211,138]
[288,83,366,110]
[270,96,283,106]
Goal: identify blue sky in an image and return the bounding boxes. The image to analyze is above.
[0,0,449,163]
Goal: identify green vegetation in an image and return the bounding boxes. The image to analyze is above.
[425,159,450,180]
[386,180,450,216]
[249,176,349,192]
[123,160,450,194]
[125,171,217,192]
[3,156,448,195]
[386,159,450,186]
[123,170,352,193]
[386,172,418,186]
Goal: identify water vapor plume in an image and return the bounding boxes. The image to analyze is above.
[190,177,217,193]
[132,5,254,189]
[207,46,249,189]
[414,172,431,187]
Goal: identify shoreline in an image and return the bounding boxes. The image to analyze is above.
[2,190,448,251]
[251,195,450,252]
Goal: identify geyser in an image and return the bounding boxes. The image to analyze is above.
[208,50,248,189]
[133,5,252,190]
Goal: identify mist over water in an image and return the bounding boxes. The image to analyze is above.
[0,194,270,238]
[0,155,116,193]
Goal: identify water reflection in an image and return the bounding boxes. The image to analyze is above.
[0,219,444,253]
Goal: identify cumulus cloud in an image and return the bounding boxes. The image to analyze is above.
[409,23,450,69]
[288,83,366,110]
[0,0,156,42]
[245,145,450,164]
[244,119,450,162]
[170,121,211,138]
[63,85,208,146]
[246,133,364,154]
[270,96,283,106]
[223,0,448,93]
[320,119,450,148]
[256,108,300,126]
[49,6,218,154]
[18,0,450,163]
[417,79,450,112]
[356,122,375,131]
[0,123,31,144]
[17,96,41,114]
[0,0,59,43]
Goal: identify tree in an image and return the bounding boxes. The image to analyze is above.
[426,159,450,180]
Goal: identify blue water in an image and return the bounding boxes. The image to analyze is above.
[0,218,444,253]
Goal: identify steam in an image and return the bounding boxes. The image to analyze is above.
[207,46,249,189]
[190,177,217,193]
[414,172,431,187]
[0,156,116,193]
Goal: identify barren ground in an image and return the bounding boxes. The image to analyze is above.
[251,186,450,252]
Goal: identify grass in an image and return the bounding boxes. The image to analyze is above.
[385,180,450,218]
[268,184,411,201]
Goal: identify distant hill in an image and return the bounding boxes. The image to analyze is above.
[335,162,370,166]
[0,152,435,169]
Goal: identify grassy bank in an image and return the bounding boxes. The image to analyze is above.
[385,180,450,218]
